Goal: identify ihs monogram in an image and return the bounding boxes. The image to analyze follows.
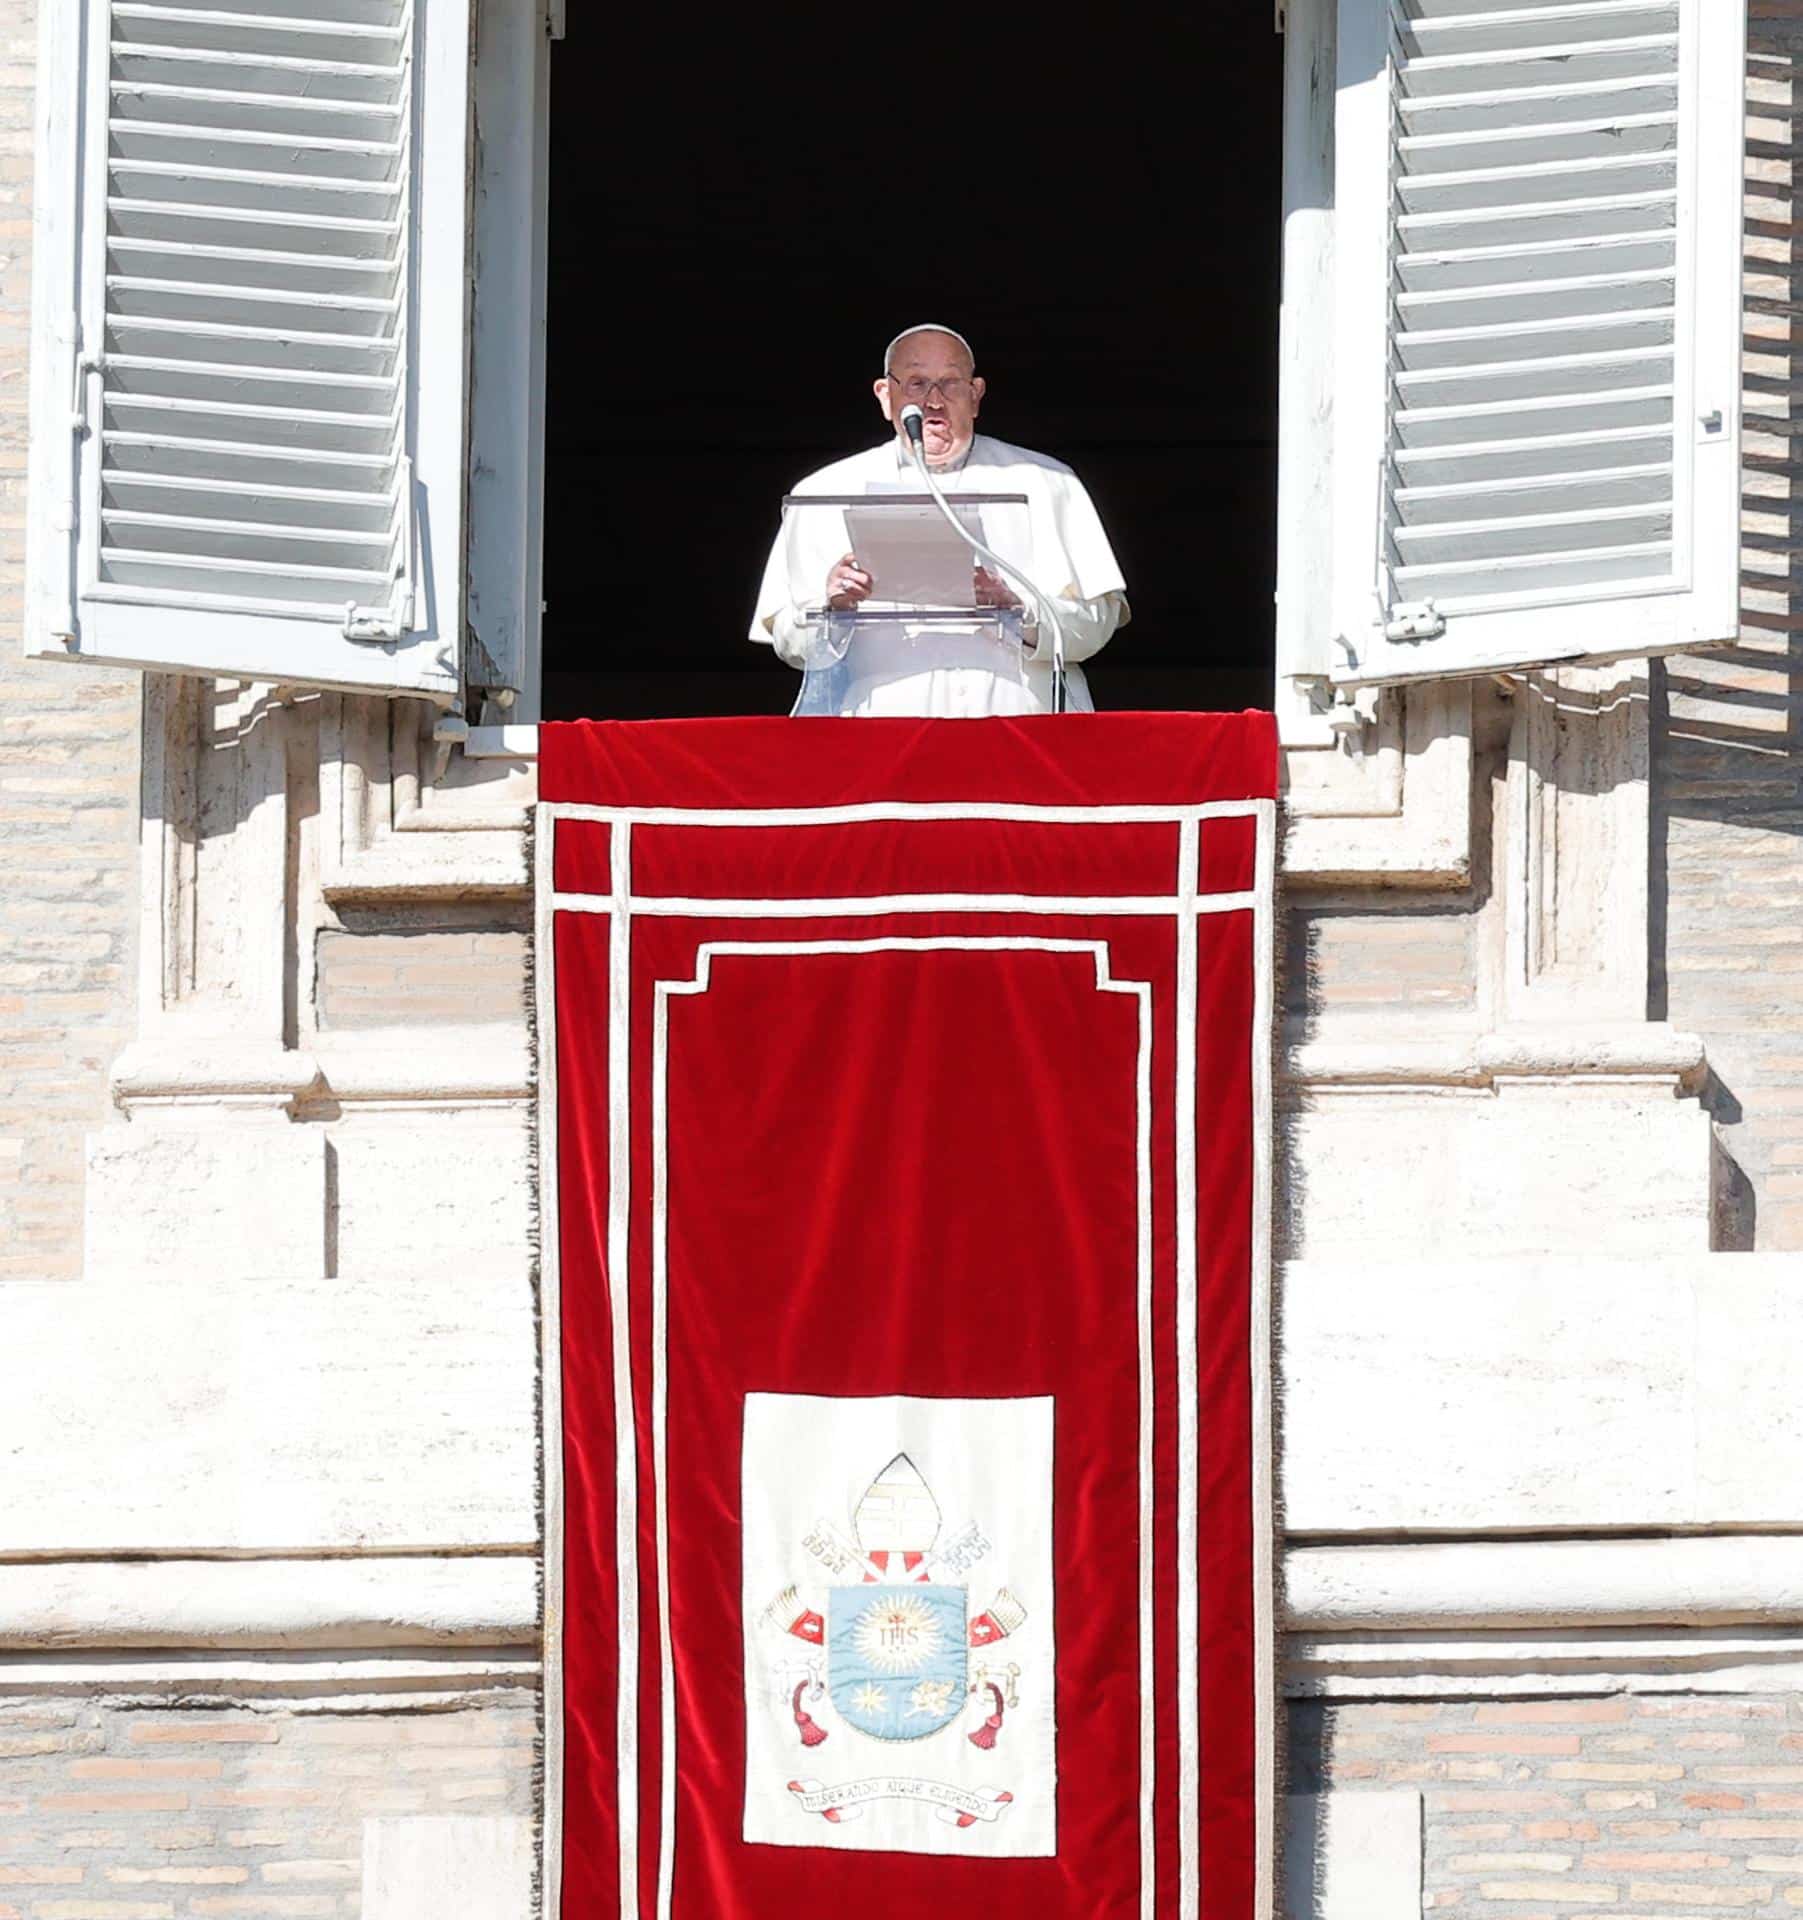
[759,1451,1029,1831]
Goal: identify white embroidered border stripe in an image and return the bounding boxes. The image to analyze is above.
[608,822,639,1920]
[1175,818,1202,1915]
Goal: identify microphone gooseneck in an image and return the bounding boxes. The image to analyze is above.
[898,416,1070,713]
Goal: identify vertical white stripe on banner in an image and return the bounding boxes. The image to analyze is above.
[609,821,639,1920]
[1133,946,1157,1920]
[652,978,678,1920]
[1250,801,1279,1920]
[1174,819,1201,1920]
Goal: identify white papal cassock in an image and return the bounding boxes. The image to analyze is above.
[751,434,1130,717]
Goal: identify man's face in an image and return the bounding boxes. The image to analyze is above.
[873,331,986,467]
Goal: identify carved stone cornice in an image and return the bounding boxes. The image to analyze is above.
[1282,682,1475,889]
[319,695,532,901]
[1285,1021,1708,1093]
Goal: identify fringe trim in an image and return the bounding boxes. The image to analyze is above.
[1267,793,1294,1918]
[521,784,1291,1918]
[524,807,548,1920]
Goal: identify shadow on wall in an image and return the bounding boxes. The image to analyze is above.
[1280,1715,1423,1919]
[1655,639,1803,830]
[1655,30,1803,835]
[1650,20,1803,1252]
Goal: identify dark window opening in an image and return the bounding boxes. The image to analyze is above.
[542,12,1282,721]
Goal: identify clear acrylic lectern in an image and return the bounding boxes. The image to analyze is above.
[788,607,1034,716]
[779,491,1045,716]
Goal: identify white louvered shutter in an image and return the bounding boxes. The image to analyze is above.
[1328,0,1745,686]
[25,0,471,695]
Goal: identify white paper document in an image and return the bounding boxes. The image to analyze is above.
[843,501,987,608]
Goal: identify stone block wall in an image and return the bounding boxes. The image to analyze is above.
[1291,1694,1803,1917]
[0,0,139,1283]
[0,1696,536,1914]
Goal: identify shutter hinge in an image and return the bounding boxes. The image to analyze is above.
[1384,598,1445,643]
[343,599,410,643]
[71,350,101,434]
[54,342,102,644]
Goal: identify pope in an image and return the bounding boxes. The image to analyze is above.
[750,324,1131,716]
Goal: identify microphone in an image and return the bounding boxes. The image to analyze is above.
[894,401,1070,713]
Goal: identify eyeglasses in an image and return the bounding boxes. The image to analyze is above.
[887,375,974,402]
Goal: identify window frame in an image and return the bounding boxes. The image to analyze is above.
[465,0,555,722]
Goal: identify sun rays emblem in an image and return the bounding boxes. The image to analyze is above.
[851,1592,943,1674]
[822,1453,969,1742]
[763,1448,1029,1754]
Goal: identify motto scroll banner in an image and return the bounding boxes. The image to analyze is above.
[537,715,1278,1920]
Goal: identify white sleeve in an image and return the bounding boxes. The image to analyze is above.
[1028,588,1130,667]
[749,519,806,666]
[1047,473,1128,603]
[752,496,847,669]
[759,600,816,670]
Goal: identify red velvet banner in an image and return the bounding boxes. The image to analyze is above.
[539,715,1278,1920]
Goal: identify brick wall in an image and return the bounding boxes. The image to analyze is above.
[1284,899,1481,1029]
[1292,1694,1803,1916]
[0,1696,535,1913]
[0,0,140,1283]
[315,924,528,1032]
[1655,4,1803,1252]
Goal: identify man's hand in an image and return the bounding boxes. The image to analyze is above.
[826,554,872,610]
[973,566,1021,610]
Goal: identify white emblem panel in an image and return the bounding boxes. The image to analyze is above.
[741,1393,1058,1857]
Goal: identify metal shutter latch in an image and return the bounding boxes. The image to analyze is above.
[1384,600,1445,643]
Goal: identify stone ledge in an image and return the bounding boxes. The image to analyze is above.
[1286,1022,1708,1091]
[1286,1623,1803,1697]
[314,1030,532,1106]
[11,1538,1803,1657]
[0,1556,538,1651]
[110,1029,532,1112]
[111,1042,322,1107]
[1287,1535,1803,1631]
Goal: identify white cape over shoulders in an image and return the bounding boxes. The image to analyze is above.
[750,434,1130,717]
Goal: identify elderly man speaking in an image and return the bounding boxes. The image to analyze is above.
[751,325,1130,716]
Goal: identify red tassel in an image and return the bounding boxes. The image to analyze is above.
[793,1681,829,1748]
[968,1681,1005,1751]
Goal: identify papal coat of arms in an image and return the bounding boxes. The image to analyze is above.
[759,1450,1030,1832]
